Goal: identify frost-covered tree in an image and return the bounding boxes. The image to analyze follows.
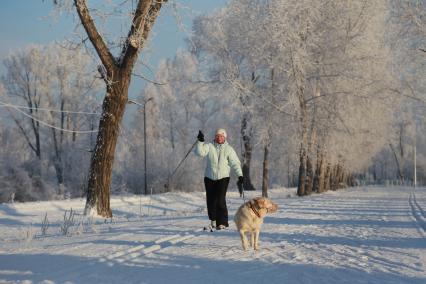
[186,0,397,195]
[191,5,264,192]
[1,43,101,201]
[119,50,239,193]
[386,0,426,185]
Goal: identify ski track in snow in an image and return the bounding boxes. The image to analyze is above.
[0,186,425,284]
[409,191,426,234]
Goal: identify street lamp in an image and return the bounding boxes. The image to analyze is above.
[414,122,417,189]
[128,97,153,195]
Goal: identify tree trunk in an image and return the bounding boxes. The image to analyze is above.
[313,160,319,193]
[52,128,64,186]
[305,85,318,196]
[85,78,129,217]
[294,52,308,196]
[297,145,307,196]
[241,113,256,191]
[331,164,342,191]
[297,104,308,196]
[318,158,326,193]
[336,165,343,189]
[330,165,336,191]
[51,98,65,191]
[261,129,272,198]
[339,169,347,189]
[372,163,377,182]
[305,155,314,195]
[324,163,331,191]
[169,112,175,150]
[287,158,291,188]
[318,155,326,193]
[313,146,323,193]
[389,143,404,182]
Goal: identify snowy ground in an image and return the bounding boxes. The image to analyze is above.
[0,186,425,284]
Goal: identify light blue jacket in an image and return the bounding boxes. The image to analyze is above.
[195,140,243,180]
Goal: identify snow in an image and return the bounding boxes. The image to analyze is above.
[0,186,425,284]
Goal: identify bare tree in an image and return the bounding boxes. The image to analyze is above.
[66,0,168,217]
[2,47,43,162]
[1,44,101,196]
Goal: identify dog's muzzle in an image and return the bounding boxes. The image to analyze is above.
[267,203,278,213]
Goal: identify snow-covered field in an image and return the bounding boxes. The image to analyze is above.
[0,186,425,284]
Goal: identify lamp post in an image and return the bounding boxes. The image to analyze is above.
[128,97,153,195]
[414,122,417,189]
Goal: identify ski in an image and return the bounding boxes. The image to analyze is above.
[203,226,214,232]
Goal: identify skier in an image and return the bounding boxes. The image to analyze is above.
[195,128,244,231]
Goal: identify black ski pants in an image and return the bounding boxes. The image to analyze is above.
[204,177,230,227]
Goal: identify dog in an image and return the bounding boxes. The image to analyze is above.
[233,197,278,250]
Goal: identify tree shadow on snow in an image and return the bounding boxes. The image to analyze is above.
[0,252,424,284]
[259,230,426,250]
[266,215,418,230]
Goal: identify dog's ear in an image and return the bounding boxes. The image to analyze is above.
[255,197,267,208]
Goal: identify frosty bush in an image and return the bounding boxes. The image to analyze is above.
[41,213,49,236]
[60,208,76,236]
[23,223,35,243]
[0,165,58,203]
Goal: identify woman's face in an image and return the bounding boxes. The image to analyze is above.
[215,134,225,144]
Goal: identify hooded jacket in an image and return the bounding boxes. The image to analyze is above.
[195,140,243,180]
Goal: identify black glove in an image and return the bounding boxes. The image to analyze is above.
[197,130,205,142]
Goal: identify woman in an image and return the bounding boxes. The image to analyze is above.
[195,128,244,230]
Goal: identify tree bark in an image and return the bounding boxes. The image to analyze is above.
[389,143,404,182]
[51,90,66,190]
[85,76,129,217]
[287,158,291,188]
[241,113,256,191]
[290,48,309,197]
[324,163,331,191]
[297,103,308,196]
[52,128,64,186]
[313,146,322,193]
[306,155,314,195]
[262,128,272,198]
[297,145,307,196]
[305,85,318,195]
[318,154,326,193]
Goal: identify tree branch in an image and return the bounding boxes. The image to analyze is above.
[120,0,168,72]
[8,109,38,154]
[74,0,117,72]
[131,72,167,85]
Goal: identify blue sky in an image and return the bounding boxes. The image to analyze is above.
[0,1,227,80]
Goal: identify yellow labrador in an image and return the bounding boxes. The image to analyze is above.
[234,197,278,250]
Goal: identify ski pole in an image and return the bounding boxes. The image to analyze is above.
[165,140,198,190]
[242,185,245,203]
[238,180,245,202]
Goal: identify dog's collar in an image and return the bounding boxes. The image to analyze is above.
[248,201,261,218]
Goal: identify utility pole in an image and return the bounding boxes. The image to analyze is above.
[414,143,416,188]
[143,97,153,195]
[128,97,153,195]
[414,122,417,189]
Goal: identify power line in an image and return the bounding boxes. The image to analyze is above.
[2,102,99,134]
[0,101,101,115]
